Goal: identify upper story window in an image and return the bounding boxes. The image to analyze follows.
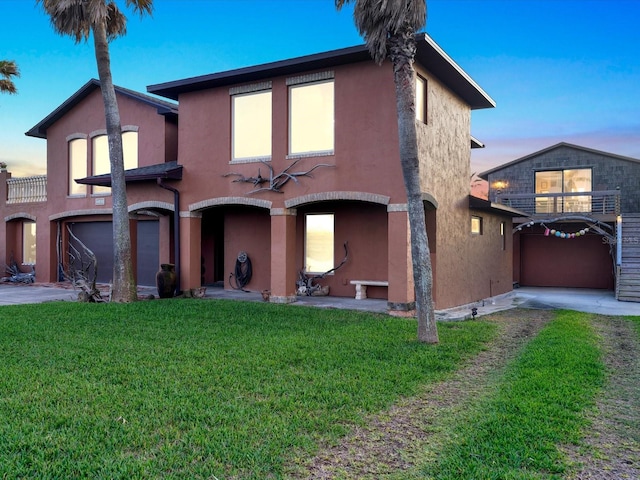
[535,168,592,213]
[416,75,427,123]
[289,76,334,156]
[68,137,87,197]
[305,213,334,274]
[91,130,138,195]
[231,85,272,162]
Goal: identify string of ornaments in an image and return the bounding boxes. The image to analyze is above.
[543,226,589,239]
[516,221,590,239]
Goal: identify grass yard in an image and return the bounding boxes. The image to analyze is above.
[0,299,496,479]
[424,310,605,479]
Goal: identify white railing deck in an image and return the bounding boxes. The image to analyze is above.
[6,176,47,204]
[494,190,620,216]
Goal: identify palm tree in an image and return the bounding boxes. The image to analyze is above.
[336,0,438,343]
[0,60,20,94]
[37,0,154,302]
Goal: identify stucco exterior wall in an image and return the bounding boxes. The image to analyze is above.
[176,61,407,212]
[416,70,472,308]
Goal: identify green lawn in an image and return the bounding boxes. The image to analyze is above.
[423,310,605,480]
[0,299,496,479]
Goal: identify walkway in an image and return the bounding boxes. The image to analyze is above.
[1,283,640,318]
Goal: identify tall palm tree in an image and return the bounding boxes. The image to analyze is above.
[37,0,154,302]
[0,60,20,94]
[336,0,438,343]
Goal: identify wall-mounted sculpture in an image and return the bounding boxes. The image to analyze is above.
[223,159,334,194]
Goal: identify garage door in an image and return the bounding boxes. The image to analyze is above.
[68,221,159,286]
[69,222,114,284]
[520,232,614,289]
[137,220,159,286]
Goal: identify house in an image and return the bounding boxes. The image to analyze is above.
[480,142,640,301]
[2,34,517,311]
[1,79,178,286]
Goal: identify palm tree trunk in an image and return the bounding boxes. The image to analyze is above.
[389,30,438,343]
[93,20,137,302]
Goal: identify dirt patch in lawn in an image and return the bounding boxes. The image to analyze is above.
[286,309,553,479]
[564,315,640,479]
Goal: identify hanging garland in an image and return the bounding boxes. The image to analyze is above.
[515,220,590,239]
[543,226,589,239]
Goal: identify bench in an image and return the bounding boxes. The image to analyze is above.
[349,280,389,300]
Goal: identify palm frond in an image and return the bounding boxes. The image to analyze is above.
[336,0,426,64]
[37,0,151,43]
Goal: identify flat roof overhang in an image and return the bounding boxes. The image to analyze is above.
[76,161,182,187]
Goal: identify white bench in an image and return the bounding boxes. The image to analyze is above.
[349,280,389,300]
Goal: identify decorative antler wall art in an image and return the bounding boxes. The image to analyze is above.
[223,159,334,194]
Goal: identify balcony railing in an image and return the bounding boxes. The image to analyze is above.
[6,176,47,204]
[494,190,620,216]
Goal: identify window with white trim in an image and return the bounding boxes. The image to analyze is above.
[232,89,272,161]
[305,213,334,274]
[289,80,334,155]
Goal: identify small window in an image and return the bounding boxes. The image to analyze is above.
[23,221,36,265]
[500,221,506,250]
[305,213,334,273]
[471,216,483,235]
[68,138,87,196]
[289,80,334,155]
[416,75,427,123]
[232,90,272,160]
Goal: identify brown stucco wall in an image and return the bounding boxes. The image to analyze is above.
[415,69,511,308]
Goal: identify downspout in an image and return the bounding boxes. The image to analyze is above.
[157,178,181,295]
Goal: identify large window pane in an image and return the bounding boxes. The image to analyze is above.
[69,138,87,196]
[535,169,592,213]
[23,221,36,265]
[123,131,138,170]
[92,132,139,195]
[232,90,272,160]
[564,169,592,212]
[92,134,110,195]
[535,170,562,214]
[305,213,334,273]
[290,80,334,155]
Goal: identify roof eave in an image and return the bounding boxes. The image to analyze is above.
[148,34,495,110]
[469,195,528,217]
[76,163,183,187]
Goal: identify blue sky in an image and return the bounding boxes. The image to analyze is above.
[1,0,639,177]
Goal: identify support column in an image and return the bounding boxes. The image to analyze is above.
[179,211,202,292]
[387,205,415,314]
[269,208,297,304]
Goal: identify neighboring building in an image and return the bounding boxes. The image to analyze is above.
[481,142,640,301]
[1,34,517,311]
